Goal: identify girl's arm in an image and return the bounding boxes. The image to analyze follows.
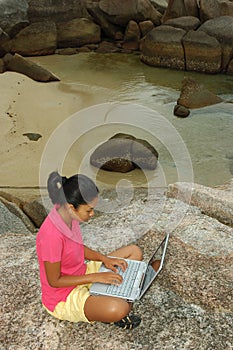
[84,245,128,272]
[44,261,123,288]
[84,245,107,263]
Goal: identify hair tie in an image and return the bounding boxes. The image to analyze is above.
[56,181,62,189]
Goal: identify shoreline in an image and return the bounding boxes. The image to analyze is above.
[1,63,233,189]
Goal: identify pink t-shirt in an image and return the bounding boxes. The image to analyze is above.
[36,206,87,311]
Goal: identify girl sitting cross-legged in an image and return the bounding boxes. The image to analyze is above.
[36,171,143,329]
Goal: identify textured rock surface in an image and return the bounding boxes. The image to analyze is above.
[166,181,233,227]
[140,25,186,70]
[183,29,222,73]
[90,133,158,172]
[4,21,57,56]
[4,53,59,82]
[177,77,223,108]
[1,183,232,349]
[198,16,233,71]
[57,18,101,48]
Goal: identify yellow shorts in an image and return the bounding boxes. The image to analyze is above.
[43,260,102,323]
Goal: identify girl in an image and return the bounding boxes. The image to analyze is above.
[36,171,143,329]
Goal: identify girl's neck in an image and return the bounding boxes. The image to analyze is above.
[57,205,72,229]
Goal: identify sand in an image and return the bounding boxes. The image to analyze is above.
[0,71,169,192]
[0,71,86,188]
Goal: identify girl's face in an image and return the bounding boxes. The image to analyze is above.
[69,196,98,222]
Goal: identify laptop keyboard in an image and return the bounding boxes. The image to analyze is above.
[106,260,141,297]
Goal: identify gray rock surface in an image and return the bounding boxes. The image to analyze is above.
[0,201,30,234]
[0,0,28,34]
[166,181,233,227]
[1,182,233,349]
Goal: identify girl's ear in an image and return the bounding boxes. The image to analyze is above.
[66,203,74,211]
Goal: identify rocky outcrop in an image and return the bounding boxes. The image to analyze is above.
[161,0,199,22]
[90,133,159,172]
[3,53,59,82]
[183,29,222,73]
[3,21,57,56]
[198,16,233,72]
[57,18,101,48]
[140,25,186,69]
[177,77,223,108]
[141,14,233,74]
[166,181,233,227]
[0,0,29,35]
[98,0,162,26]
[1,180,233,349]
[27,0,89,23]
[163,15,201,30]
[0,0,233,76]
[199,0,233,22]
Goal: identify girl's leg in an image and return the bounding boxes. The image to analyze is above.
[108,244,143,261]
[84,244,143,323]
[84,295,131,322]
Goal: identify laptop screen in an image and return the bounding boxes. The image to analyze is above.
[139,234,168,297]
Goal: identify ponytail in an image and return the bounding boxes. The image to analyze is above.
[47,171,99,207]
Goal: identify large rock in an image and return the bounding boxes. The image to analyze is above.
[162,0,199,22]
[23,199,48,228]
[139,20,155,37]
[0,196,36,233]
[1,183,233,349]
[57,18,101,48]
[177,77,223,108]
[163,15,201,30]
[183,29,222,73]
[86,2,124,40]
[198,16,233,72]
[99,0,162,26]
[0,28,10,57]
[3,21,57,56]
[0,0,28,34]
[27,0,89,23]
[166,182,233,227]
[0,201,31,234]
[90,133,158,172]
[140,25,186,70]
[122,20,141,50]
[199,0,233,22]
[150,0,168,14]
[3,53,60,82]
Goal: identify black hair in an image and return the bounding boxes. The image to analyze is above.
[47,171,99,208]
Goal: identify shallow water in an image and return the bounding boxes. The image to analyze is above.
[31,53,233,188]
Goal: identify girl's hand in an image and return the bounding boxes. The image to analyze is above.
[102,256,128,273]
[93,271,123,285]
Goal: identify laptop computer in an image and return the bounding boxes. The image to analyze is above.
[90,233,169,302]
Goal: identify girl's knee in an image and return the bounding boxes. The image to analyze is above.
[109,300,130,321]
[130,244,143,260]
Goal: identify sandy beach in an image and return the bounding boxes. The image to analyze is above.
[0,71,89,188]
